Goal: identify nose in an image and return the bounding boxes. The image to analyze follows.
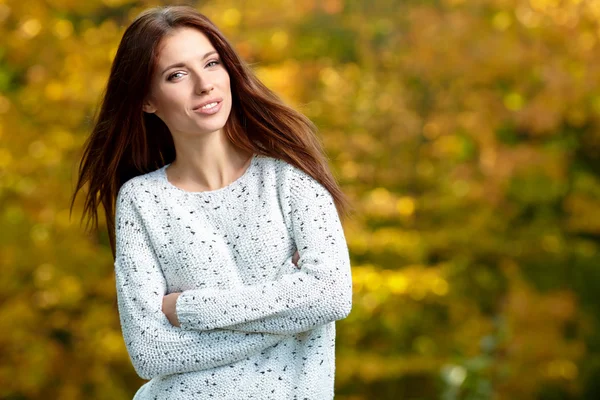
[193,73,214,95]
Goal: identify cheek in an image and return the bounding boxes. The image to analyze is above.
[224,76,231,93]
[217,70,231,93]
[155,87,189,112]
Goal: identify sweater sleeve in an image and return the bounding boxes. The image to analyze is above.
[114,181,288,380]
[176,164,353,335]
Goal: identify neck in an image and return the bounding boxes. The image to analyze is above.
[167,130,253,192]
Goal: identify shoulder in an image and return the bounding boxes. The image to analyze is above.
[117,168,165,206]
[254,153,289,174]
[258,155,332,201]
[255,154,313,182]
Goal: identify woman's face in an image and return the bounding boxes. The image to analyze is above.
[143,27,232,139]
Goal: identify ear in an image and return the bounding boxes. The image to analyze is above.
[142,97,157,114]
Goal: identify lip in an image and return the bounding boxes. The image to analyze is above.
[192,98,223,111]
[193,100,223,115]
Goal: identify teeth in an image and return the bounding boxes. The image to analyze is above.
[201,102,218,110]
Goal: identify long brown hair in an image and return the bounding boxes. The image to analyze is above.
[70,5,352,258]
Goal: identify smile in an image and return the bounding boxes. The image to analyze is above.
[201,102,218,109]
[193,100,223,115]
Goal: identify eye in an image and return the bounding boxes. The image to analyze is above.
[206,60,220,68]
[167,71,185,81]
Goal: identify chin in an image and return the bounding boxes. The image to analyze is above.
[191,125,224,136]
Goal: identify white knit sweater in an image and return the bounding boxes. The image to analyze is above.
[113,153,353,400]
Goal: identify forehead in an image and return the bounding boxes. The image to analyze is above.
[156,27,215,65]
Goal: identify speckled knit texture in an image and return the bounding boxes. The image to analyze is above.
[113,153,353,400]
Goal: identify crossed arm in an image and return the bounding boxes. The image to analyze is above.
[171,164,353,335]
[114,164,352,379]
[161,250,300,327]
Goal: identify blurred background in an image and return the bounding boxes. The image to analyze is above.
[1,0,600,398]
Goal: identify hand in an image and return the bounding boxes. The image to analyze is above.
[162,292,182,327]
[292,250,300,268]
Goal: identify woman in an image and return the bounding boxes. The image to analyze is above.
[71,5,353,400]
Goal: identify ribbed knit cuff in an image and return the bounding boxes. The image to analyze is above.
[176,289,223,331]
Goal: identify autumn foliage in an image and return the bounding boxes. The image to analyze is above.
[1,0,599,399]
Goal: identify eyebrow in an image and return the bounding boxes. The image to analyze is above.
[160,50,219,76]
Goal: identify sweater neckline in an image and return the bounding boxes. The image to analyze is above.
[159,153,258,195]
